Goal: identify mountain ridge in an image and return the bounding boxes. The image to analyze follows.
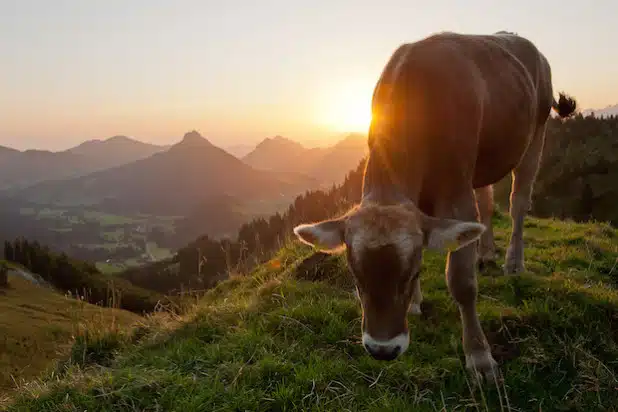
[6,131,319,216]
[242,133,368,186]
[0,135,170,190]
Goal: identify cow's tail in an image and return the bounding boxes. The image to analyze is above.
[552,92,577,118]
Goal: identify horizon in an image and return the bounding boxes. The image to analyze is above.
[0,129,366,153]
[2,0,618,151]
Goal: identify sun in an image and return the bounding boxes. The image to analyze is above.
[317,79,374,133]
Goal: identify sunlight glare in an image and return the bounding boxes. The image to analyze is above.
[317,79,374,134]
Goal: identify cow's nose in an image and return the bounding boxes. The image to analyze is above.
[362,332,409,361]
[364,342,401,361]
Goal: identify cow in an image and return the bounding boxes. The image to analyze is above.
[292,31,577,382]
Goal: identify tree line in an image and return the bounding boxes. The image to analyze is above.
[494,113,618,224]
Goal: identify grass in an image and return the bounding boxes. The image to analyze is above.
[81,211,140,226]
[146,242,173,261]
[3,212,618,411]
[95,262,126,275]
[0,275,141,398]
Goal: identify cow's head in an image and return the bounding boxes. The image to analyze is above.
[293,200,485,361]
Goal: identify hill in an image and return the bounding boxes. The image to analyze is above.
[7,131,318,216]
[4,213,617,410]
[2,238,170,315]
[243,133,367,186]
[0,136,168,190]
[0,270,140,395]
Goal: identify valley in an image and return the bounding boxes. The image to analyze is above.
[0,132,367,272]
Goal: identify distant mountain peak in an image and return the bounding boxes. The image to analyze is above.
[254,135,304,151]
[179,130,212,146]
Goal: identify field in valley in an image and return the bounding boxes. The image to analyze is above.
[16,206,178,273]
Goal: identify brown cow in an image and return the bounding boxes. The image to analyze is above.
[293,31,576,381]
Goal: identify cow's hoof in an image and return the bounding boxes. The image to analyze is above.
[465,349,500,386]
[408,303,422,315]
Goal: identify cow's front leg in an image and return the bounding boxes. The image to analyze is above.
[408,276,422,315]
[446,241,498,383]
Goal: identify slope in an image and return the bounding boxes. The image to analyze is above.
[0,137,168,190]
[8,131,318,216]
[5,213,618,411]
[0,271,141,395]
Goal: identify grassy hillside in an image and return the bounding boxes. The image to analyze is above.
[0,274,141,397]
[4,212,618,411]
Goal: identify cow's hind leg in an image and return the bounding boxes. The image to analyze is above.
[475,185,497,271]
[445,191,498,382]
[504,124,546,274]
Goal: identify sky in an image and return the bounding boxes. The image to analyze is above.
[1,0,617,151]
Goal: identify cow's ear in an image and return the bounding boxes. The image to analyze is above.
[421,214,485,252]
[293,217,346,254]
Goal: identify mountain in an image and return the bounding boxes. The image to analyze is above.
[242,133,368,186]
[306,133,368,184]
[0,144,19,156]
[65,135,170,164]
[0,136,169,190]
[242,136,324,173]
[581,103,618,118]
[8,131,318,215]
[0,148,97,190]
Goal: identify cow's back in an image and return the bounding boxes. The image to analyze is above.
[463,32,554,186]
